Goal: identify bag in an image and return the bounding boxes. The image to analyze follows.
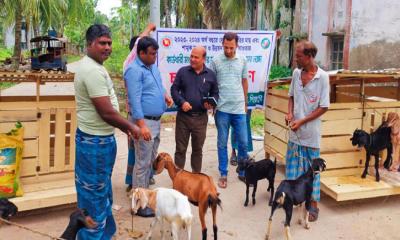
[0,122,24,198]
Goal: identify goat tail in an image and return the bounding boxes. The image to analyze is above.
[207,194,222,211]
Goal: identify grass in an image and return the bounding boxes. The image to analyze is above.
[250,109,265,135]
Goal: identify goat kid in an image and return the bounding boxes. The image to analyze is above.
[385,112,400,171]
[130,187,193,240]
[153,152,221,240]
[238,159,276,207]
[0,198,17,221]
[0,198,95,240]
[351,125,392,181]
[266,158,326,240]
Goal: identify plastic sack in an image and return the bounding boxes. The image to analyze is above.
[0,122,24,198]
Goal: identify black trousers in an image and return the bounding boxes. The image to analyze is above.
[174,111,208,173]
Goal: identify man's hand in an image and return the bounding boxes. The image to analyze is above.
[127,123,141,139]
[289,119,304,132]
[140,126,152,141]
[165,95,174,107]
[145,23,156,32]
[285,112,294,126]
[181,102,192,112]
[204,102,213,110]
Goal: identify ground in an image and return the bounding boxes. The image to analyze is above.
[1,123,400,240]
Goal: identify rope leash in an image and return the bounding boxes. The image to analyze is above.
[0,217,64,240]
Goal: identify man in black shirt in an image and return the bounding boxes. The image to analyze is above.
[171,46,219,173]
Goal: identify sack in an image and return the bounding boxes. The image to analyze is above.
[0,122,24,198]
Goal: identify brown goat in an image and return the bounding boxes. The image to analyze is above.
[153,152,221,240]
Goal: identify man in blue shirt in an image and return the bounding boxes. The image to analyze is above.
[124,36,173,217]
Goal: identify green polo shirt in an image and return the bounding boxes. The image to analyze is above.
[73,56,119,136]
[209,53,247,114]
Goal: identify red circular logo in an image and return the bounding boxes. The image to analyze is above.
[162,38,171,47]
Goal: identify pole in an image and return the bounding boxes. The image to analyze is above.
[150,0,160,30]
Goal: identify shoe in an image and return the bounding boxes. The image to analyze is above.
[126,184,132,193]
[149,177,155,185]
[136,207,155,218]
[238,175,246,183]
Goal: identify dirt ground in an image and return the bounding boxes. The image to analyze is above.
[1,122,400,240]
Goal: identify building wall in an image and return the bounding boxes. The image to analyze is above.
[349,0,400,69]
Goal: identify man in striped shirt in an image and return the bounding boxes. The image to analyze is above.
[210,32,249,189]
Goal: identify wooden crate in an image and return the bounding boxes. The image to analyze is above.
[265,72,400,201]
[0,71,76,211]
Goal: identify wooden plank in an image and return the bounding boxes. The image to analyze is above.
[0,122,39,138]
[264,145,285,164]
[329,102,362,109]
[321,109,363,121]
[20,172,74,184]
[322,119,362,135]
[19,158,38,177]
[0,96,75,103]
[22,139,38,158]
[264,121,289,142]
[1,101,75,110]
[321,175,400,201]
[9,186,76,211]
[321,136,356,152]
[335,92,360,103]
[266,94,288,113]
[53,108,66,172]
[22,178,75,193]
[321,168,362,177]
[337,86,397,100]
[264,134,287,157]
[265,107,287,126]
[0,110,38,122]
[268,88,289,98]
[38,109,51,173]
[68,110,77,170]
[321,151,363,169]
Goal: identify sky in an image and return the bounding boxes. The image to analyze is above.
[96,0,122,18]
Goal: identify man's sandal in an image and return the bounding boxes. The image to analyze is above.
[218,176,227,189]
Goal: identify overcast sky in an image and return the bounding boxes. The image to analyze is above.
[96,0,122,18]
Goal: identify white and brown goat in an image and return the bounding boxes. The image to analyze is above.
[153,152,221,240]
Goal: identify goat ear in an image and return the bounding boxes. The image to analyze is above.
[138,189,149,209]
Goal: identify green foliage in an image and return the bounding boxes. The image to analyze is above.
[67,54,81,63]
[269,65,292,81]
[250,109,264,135]
[0,47,12,61]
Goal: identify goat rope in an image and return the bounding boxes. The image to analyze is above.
[0,217,64,240]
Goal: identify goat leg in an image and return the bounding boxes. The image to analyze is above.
[202,228,207,240]
[268,185,274,206]
[187,223,192,240]
[213,225,218,240]
[244,183,250,206]
[211,204,218,240]
[145,218,159,240]
[171,222,179,240]
[252,182,257,205]
[199,203,207,240]
[265,219,272,240]
[284,226,292,240]
[374,154,380,182]
[297,204,303,225]
[361,153,371,178]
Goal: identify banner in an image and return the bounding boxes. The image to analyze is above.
[156,28,276,110]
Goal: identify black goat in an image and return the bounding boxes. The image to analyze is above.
[265,158,326,240]
[350,125,392,182]
[238,159,276,207]
[0,199,95,240]
[0,198,17,221]
[60,209,97,240]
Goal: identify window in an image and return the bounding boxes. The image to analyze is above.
[331,37,344,70]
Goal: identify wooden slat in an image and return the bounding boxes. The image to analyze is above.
[268,88,289,98]
[266,94,288,113]
[321,109,363,121]
[9,186,76,211]
[321,151,363,169]
[337,86,397,100]
[68,110,77,170]
[53,108,66,172]
[264,121,289,142]
[22,178,75,193]
[22,139,38,158]
[0,121,38,138]
[19,158,38,177]
[321,168,362,177]
[265,107,287,126]
[38,109,51,173]
[320,136,356,152]
[0,101,75,110]
[0,110,38,122]
[264,134,287,157]
[329,102,362,109]
[20,172,74,184]
[322,119,362,135]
